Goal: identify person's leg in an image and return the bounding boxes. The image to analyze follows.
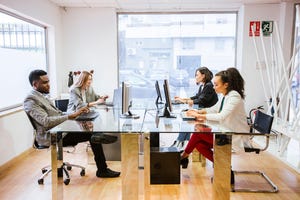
[63,133,119,177]
[177,132,186,142]
[183,133,204,155]
[62,132,91,146]
[184,132,191,140]
[195,141,213,162]
[182,133,213,159]
[62,133,107,170]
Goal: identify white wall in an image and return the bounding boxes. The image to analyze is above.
[61,7,118,98]
[238,3,294,111]
[0,0,62,165]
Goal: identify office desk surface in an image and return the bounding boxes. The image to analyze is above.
[49,106,258,200]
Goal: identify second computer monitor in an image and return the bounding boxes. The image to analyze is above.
[155,80,163,105]
[161,79,176,118]
[121,82,139,119]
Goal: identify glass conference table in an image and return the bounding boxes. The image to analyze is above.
[49,104,249,200]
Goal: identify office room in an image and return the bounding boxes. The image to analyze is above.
[0,0,300,199]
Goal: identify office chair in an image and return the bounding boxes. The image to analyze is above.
[25,101,85,185]
[232,109,278,193]
[54,99,69,112]
[55,99,76,153]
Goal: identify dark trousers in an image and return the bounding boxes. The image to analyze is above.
[63,133,108,172]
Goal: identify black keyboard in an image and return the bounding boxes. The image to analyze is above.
[76,111,100,121]
[171,100,183,105]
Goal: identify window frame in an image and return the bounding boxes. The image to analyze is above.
[0,8,48,112]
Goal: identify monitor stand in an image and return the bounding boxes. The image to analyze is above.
[159,105,176,118]
[120,111,140,119]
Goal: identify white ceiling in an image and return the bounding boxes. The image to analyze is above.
[49,0,292,11]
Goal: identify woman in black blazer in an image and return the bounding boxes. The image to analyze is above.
[172,67,218,149]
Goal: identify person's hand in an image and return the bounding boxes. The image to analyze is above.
[102,95,109,100]
[68,106,89,119]
[187,99,193,108]
[186,109,198,116]
[96,98,105,104]
[174,96,185,103]
[195,114,206,121]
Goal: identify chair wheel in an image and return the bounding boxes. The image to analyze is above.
[67,166,72,170]
[42,169,47,173]
[80,169,85,176]
[38,179,44,184]
[64,179,70,185]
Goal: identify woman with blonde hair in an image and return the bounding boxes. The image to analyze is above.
[67,71,108,112]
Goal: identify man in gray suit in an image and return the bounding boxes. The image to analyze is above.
[24,69,120,178]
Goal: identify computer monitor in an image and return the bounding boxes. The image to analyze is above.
[161,79,176,118]
[120,82,139,119]
[155,80,163,106]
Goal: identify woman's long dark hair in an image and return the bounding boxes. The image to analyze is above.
[195,66,214,83]
[215,68,245,99]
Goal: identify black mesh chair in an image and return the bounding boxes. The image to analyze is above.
[26,99,85,185]
[54,99,69,112]
[232,110,278,193]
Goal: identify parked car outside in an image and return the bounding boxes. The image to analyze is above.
[119,69,156,99]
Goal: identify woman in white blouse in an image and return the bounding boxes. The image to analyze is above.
[180,68,252,169]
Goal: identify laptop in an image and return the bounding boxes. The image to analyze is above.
[105,88,120,107]
[180,111,196,121]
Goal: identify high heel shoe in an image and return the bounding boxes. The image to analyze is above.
[170,140,179,147]
[180,157,189,169]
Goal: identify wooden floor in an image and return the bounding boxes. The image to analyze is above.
[0,143,300,200]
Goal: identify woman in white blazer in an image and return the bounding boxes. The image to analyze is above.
[180,68,252,169]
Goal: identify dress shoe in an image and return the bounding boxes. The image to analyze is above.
[170,140,179,147]
[180,157,189,169]
[96,168,120,178]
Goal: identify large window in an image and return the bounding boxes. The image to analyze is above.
[118,13,237,99]
[0,10,47,111]
[291,4,300,119]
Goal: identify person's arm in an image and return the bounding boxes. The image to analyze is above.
[69,88,87,110]
[24,97,68,130]
[193,83,217,107]
[86,87,108,107]
[24,96,89,129]
[67,107,89,119]
[174,96,190,103]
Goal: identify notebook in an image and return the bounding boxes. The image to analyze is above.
[171,100,183,105]
[76,110,100,121]
[180,111,196,121]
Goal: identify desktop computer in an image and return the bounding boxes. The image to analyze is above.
[150,147,180,184]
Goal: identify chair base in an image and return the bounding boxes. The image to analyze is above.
[37,162,85,185]
[231,170,278,193]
